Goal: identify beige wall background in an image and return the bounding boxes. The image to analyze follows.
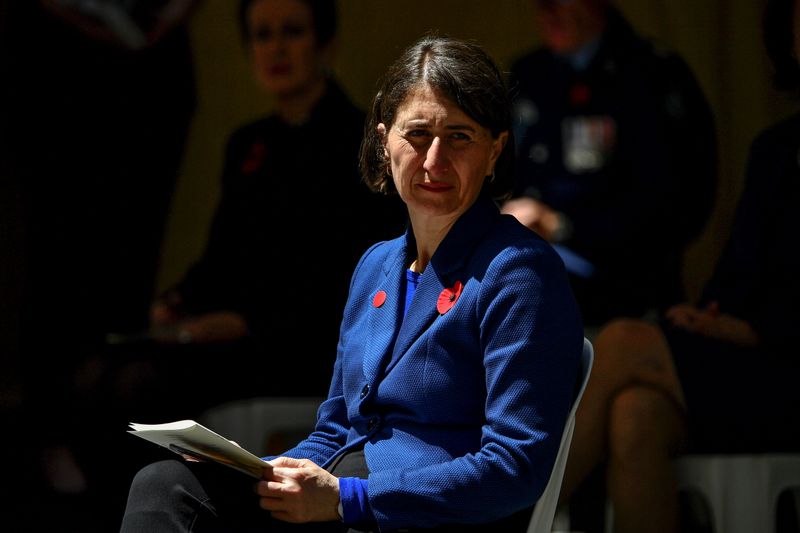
[159,0,797,302]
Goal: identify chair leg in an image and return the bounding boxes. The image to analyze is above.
[678,489,714,533]
[777,487,800,533]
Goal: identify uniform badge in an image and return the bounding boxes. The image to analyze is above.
[561,115,617,173]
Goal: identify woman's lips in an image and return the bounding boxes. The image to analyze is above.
[269,64,291,76]
[418,182,454,192]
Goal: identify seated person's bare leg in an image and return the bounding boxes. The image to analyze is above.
[560,319,687,532]
[608,384,685,533]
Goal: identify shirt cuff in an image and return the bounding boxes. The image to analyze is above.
[338,477,375,528]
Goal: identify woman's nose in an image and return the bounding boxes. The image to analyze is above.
[423,137,450,176]
[261,33,286,54]
[270,36,285,53]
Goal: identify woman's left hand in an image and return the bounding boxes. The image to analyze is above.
[665,301,759,347]
[500,197,561,241]
[255,457,341,523]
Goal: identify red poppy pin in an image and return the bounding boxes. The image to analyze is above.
[437,281,463,315]
[241,141,266,174]
[372,290,387,308]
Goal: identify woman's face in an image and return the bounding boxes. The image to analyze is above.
[533,0,606,54]
[247,0,327,98]
[379,84,507,222]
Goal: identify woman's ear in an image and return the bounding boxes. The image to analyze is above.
[486,130,509,174]
[318,38,338,73]
[377,123,388,156]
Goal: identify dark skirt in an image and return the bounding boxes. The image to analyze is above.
[664,325,800,453]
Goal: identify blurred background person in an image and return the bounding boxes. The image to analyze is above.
[558,0,800,531]
[145,0,407,397]
[501,0,717,331]
[0,0,200,530]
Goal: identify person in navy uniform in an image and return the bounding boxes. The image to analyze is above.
[502,0,717,328]
[556,0,800,531]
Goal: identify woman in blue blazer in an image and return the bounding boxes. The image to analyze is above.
[120,33,584,533]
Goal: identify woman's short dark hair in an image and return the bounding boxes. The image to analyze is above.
[360,34,516,200]
[764,0,800,93]
[238,0,337,48]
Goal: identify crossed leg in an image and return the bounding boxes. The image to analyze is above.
[560,318,688,533]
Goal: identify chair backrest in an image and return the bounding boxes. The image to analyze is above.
[527,337,594,533]
[199,396,324,454]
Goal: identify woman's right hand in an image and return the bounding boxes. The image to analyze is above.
[255,457,341,524]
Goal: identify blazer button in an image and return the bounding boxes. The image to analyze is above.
[367,417,379,432]
[360,384,370,400]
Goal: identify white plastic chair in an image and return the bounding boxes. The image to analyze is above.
[674,453,800,533]
[527,337,595,533]
[199,396,324,455]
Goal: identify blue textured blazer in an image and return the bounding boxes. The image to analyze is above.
[278,196,583,530]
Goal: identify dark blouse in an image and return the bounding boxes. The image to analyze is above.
[172,80,407,396]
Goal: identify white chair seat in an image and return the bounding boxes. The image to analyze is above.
[675,453,800,533]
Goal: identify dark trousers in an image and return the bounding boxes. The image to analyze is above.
[120,452,533,532]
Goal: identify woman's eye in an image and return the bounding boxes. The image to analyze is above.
[404,130,430,146]
[283,24,309,39]
[252,27,272,42]
[447,132,474,147]
[250,23,308,42]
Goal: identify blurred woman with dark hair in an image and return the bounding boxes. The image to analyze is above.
[149,0,407,398]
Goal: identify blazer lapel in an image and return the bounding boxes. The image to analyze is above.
[387,272,443,373]
[386,196,500,374]
[362,240,408,380]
